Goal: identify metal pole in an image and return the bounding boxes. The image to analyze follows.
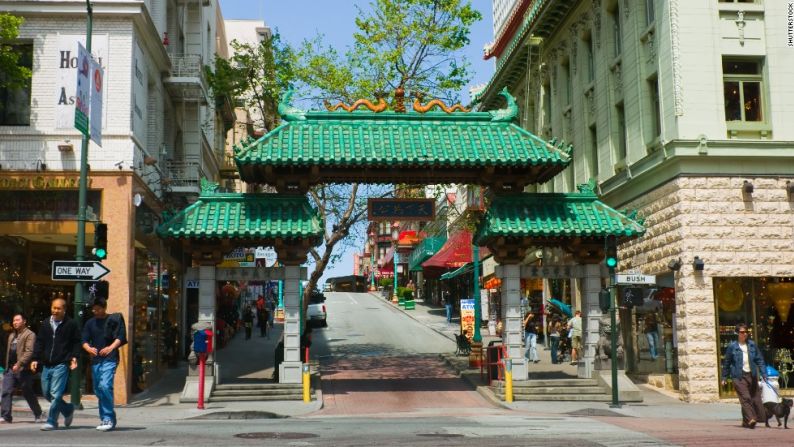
[609,275,621,408]
[370,247,375,291]
[70,0,93,409]
[472,243,481,343]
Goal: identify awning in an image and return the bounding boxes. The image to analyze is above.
[440,263,473,281]
[421,230,490,269]
[408,236,446,272]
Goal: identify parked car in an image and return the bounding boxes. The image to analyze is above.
[306,289,327,327]
[322,282,332,292]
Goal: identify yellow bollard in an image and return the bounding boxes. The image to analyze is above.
[302,363,311,403]
[504,358,513,403]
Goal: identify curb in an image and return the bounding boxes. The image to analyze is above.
[370,292,456,343]
[437,354,511,411]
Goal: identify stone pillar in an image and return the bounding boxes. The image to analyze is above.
[580,263,603,379]
[499,264,527,380]
[180,265,216,403]
[279,265,303,383]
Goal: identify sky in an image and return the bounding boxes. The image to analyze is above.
[219,0,496,284]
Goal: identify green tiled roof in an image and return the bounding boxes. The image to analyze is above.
[234,89,571,182]
[157,193,322,241]
[474,189,645,244]
[408,236,447,272]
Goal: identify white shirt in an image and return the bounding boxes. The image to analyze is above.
[739,342,750,373]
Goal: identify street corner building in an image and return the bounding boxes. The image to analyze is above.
[0,0,236,403]
[476,0,794,402]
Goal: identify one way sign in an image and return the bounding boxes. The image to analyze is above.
[51,260,111,281]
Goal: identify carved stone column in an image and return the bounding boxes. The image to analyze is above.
[279,265,303,383]
[580,263,603,379]
[497,264,527,381]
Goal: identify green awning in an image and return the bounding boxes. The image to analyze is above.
[408,236,447,272]
[440,263,474,281]
[474,184,646,245]
[157,192,323,242]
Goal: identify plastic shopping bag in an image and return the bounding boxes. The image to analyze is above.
[761,378,780,404]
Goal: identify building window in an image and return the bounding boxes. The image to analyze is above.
[0,44,33,126]
[723,59,763,123]
[615,103,627,161]
[648,78,661,139]
[610,6,622,58]
[543,83,552,136]
[589,124,599,178]
[645,0,655,26]
[585,35,595,82]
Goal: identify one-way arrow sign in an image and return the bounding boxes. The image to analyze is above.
[51,260,111,281]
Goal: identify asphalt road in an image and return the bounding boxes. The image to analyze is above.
[2,292,790,446]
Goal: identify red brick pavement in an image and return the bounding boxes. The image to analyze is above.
[594,415,794,446]
[314,355,494,416]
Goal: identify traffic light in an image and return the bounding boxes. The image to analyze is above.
[93,222,107,260]
[605,235,617,270]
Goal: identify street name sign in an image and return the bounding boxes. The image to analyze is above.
[616,274,656,285]
[51,260,111,281]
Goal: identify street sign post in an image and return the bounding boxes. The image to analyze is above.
[616,274,656,285]
[51,260,110,281]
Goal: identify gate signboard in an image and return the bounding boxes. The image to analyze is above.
[368,198,434,221]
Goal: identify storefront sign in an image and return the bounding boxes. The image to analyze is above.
[0,176,90,190]
[460,299,475,340]
[186,280,200,289]
[0,190,101,221]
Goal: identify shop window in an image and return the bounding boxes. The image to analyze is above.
[715,277,794,397]
[722,59,765,124]
[0,44,32,126]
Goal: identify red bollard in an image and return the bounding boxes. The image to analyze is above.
[197,352,206,410]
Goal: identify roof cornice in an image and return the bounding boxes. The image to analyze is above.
[484,0,533,60]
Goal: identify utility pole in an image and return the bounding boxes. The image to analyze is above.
[70,0,93,408]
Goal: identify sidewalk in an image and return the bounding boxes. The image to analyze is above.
[378,292,748,422]
[8,324,321,426]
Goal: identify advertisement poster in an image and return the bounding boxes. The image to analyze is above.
[74,43,90,135]
[56,34,108,130]
[460,299,475,341]
[89,57,104,146]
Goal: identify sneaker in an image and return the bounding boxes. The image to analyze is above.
[34,415,44,424]
[40,423,57,431]
[1,418,11,424]
[64,412,73,428]
[96,420,114,432]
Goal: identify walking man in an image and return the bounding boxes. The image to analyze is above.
[568,310,582,365]
[31,297,81,431]
[444,291,453,323]
[1,314,43,424]
[82,297,127,431]
[721,323,767,428]
[523,311,539,363]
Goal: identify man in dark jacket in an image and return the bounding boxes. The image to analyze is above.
[1,313,42,423]
[31,298,81,431]
[721,323,767,428]
[82,298,126,431]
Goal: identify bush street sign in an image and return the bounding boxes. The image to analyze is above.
[52,260,111,281]
[616,274,656,285]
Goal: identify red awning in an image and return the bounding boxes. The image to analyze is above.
[421,230,489,269]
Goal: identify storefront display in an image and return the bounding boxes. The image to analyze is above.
[625,287,677,376]
[715,277,794,397]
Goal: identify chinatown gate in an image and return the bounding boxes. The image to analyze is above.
[158,88,645,399]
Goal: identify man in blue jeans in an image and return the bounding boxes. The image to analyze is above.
[82,298,126,431]
[31,297,81,431]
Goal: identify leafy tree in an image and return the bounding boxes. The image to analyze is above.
[0,13,32,90]
[205,33,295,132]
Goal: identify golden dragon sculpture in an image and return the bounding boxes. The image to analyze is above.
[324,97,388,112]
[412,92,470,114]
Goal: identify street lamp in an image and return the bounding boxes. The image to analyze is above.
[368,231,376,291]
[391,222,400,304]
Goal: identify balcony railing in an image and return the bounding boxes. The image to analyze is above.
[165,161,201,189]
[164,54,208,103]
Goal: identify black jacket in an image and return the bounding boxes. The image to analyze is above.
[32,316,81,367]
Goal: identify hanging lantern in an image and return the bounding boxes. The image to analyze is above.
[717,280,744,313]
[767,282,794,323]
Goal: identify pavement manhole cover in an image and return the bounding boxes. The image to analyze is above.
[234,432,318,440]
[417,433,465,438]
[566,408,631,418]
[192,411,285,420]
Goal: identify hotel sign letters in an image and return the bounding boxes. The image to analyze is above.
[0,176,89,190]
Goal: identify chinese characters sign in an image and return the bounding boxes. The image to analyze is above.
[368,198,435,221]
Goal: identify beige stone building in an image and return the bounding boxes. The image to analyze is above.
[477,0,794,402]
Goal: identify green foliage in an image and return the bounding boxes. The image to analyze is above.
[397,287,413,300]
[205,33,296,131]
[378,277,394,288]
[0,13,32,90]
[294,0,482,105]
